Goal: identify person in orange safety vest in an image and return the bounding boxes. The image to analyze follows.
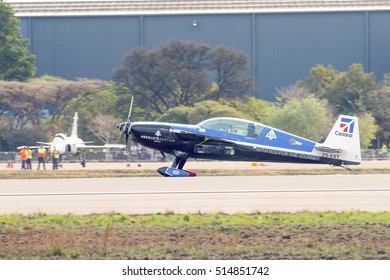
[19,146,28,170]
[52,148,60,170]
[37,145,47,170]
[26,146,32,170]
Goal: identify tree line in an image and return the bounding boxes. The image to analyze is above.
[1,61,387,151]
[0,2,388,151]
[112,40,254,120]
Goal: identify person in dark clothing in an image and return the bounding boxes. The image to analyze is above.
[247,123,258,138]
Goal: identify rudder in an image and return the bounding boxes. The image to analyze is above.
[322,115,361,165]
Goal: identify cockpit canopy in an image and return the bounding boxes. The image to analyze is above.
[198,117,264,137]
[54,133,66,141]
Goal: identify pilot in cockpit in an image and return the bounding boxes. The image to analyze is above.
[247,123,258,138]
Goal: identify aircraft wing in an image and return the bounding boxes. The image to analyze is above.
[17,145,50,149]
[75,144,126,152]
[170,128,207,141]
[37,141,52,146]
[170,127,243,145]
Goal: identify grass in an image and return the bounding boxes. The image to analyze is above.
[1,168,390,179]
[1,165,389,259]
[1,212,389,259]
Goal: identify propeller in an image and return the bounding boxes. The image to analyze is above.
[117,95,134,149]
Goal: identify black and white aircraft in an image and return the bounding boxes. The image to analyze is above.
[117,105,361,177]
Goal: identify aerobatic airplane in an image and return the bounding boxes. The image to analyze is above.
[19,112,125,167]
[117,104,361,177]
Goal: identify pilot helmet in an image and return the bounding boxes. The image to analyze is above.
[248,122,256,131]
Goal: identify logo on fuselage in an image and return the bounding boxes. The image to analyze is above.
[265,129,277,141]
[289,138,302,145]
[335,118,354,138]
[155,130,162,137]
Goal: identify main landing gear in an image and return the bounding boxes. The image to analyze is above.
[157,155,196,177]
[80,152,86,167]
[339,164,358,175]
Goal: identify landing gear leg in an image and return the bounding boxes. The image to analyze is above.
[80,152,86,168]
[157,156,195,177]
[340,164,358,175]
[172,156,187,170]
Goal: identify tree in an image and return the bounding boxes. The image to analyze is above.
[112,83,133,119]
[0,76,110,148]
[156,106,191,123]
[113,48,172,119]
[275,85,312,106]
[264,96,333,141]
[160,40,210,106]
[207,46,254,100]
[326,64,376,115]
[87,114,121,144]
[0,2,36,81]
[300,64,376,115]
[2,127,47,151]
[303,64,339,99]
[0,79,47,129]
[72,88,119,142]
[217,97,271,122]
[156,101,246,124]
[41,77,110,135]
[187,100,246,124]
[113,40,254,120]
[358,113,379,149]
[113,41,210,119]
[363,74,390,146]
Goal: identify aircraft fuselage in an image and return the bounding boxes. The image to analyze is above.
[130,122,341,165]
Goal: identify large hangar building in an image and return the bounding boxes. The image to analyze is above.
[8,0,390,101]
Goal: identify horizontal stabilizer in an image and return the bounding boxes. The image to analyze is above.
[315,146,341,153]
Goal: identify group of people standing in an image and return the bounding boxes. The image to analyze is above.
[18,146,60,170]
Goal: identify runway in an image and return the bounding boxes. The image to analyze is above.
[1,174,389,214]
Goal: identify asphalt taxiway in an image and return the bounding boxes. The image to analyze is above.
[1,174,389,214]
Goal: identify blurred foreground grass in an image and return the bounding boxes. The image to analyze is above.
[1,212,389,259]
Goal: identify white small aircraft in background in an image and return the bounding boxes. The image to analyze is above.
[19,112,125,167]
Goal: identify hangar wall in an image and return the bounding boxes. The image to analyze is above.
[19,11,390,101]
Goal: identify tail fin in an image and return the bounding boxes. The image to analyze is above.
[322,115,361,165]
[70,112,78,137]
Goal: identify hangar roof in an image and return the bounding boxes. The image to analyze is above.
[7,0,390,17]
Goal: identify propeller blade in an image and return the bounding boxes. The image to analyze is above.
[128,122,133,134]
[127,95,134,122]
[117,95,134,151]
